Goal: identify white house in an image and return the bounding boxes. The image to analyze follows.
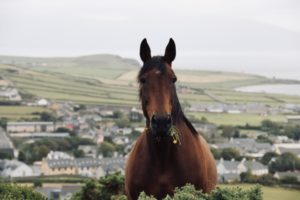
[216,158,247,175]
[37,98,49,107]
[0,160,33,178]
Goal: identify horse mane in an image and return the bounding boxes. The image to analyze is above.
[138,56,198,136]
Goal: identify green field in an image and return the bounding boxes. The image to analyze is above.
[1,54,300,123]
[0,106,52,120]
[221,184,300,200]
[189,112,287,126]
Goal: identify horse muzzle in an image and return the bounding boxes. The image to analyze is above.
[150,114,172,137]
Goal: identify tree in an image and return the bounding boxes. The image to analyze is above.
[240,170,257,183]
[71,172,125,200]
[33,180,43,188]
[269,152,300,173]
[55,127,76,136]
[260,152,278,165]
[113,111,124,119]
[210,148,221,160]
[220,148,241,161]
[40,111,56,121]
[73,149,85,158]
[0,118,7,129]
[221,126,237,139]
[98,141,116,157]
[115,118,130,128]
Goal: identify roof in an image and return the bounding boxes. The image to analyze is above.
[46,157,126,169]
[244,161,268,171]
[0,128,13,149]
[7,121,53,126]
[217,159,240,170]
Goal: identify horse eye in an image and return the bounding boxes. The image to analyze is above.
[140,77,146,84]
[172,77,177,83]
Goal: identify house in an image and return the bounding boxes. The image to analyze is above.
[216,158,247,175]
[7,121,55,133]
[0,87,21,101]
[274,171,300,182]
[274,143,300,158]
[212,138,273,158]
[216,158,268,182]
[40,155,125,178]
[10,132,70,139]
[244,160,268,176]
[37,98,49,107]
[129,107,143,122]
[0,159,33,178]
[47,151,73,160]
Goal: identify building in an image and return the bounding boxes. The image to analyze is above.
[244,160,268,176]
[41,155,125,178]
[216,158,268,183]
[274,143,300,158]
[212,138,273,158]
[7,121,55,133]
[9,132,70,139]
[0,87,21,101]
[0,159,33,178]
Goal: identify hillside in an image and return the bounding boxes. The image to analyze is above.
[1,54,300,109]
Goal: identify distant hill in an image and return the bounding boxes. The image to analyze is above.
[0,54,300,108]
[0,54,140,79]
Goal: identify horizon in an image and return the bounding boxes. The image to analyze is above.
[1,0,300,79]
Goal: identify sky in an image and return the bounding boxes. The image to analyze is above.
[1,0,300,79]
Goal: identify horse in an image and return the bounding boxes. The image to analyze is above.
[125,38,217,200]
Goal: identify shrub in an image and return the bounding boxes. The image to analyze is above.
[138,184,262,200]
[72,173,263,200]
[0,183,47,200]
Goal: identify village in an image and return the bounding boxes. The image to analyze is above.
[1,86,300,199]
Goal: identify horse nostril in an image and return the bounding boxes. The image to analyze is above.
[166,115,172,125]
[151,115,157,124]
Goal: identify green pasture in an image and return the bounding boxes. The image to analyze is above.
[220,184,300,200]
[189,112,287,126]
[1,54,300,109]
[0,106,52,120]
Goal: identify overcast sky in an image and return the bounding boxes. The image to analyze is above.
[1,0,300,79]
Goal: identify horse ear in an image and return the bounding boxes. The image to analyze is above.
[140,38,151,63]
[164,38,176,64]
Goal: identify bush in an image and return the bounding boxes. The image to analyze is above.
[72,174,263,200]
[71,172,124,200]
[138,184,262,200]
[0,183,47,200]
[280,176,299,184]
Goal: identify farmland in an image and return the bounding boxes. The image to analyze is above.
[1,54,300,124]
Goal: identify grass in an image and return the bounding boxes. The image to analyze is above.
[0,106,52,120]
[220,184,300,200]
[1,54,300,116]
[189,112,287,126]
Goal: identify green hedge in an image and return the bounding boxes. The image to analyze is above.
[0,183,47,200]
[138,184,262,200]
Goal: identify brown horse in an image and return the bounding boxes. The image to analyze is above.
[125,38,217,200]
